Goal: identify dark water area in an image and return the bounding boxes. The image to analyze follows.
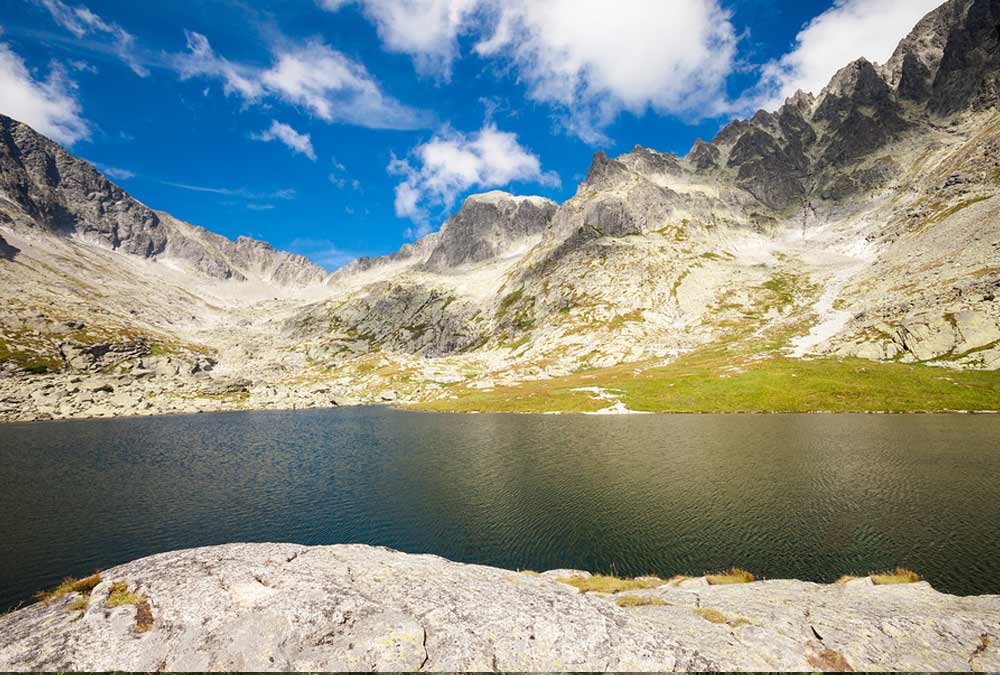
[2,407,999,610]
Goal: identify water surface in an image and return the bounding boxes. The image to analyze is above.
[2,407,999,610]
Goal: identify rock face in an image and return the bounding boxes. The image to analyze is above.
[3,0,1000,421]
[422,192,557,272]
[0,113,325,286]
[0,544,996,672]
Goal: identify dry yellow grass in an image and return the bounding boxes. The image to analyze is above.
[694,608,728,624]
[870,568,920,585]
[66,596,89,612]
[693,607,751,627]
[555,574,665,594]
[834,575,860,585]
[615,595,670,608]
[665,575,690,586]
[705,568,755,585]
[35,572,102,603]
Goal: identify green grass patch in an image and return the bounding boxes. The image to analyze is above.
[415,345,1000,413]
[555,574,665,594]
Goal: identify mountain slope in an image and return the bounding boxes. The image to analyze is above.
[1,0,999,421]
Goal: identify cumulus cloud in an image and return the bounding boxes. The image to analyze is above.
[755,0,941,109]
[389,123,559,226]
[324,0,478,79]
[251,120,317,160]
[38,0,149,77]
[174,32,431,130]
[322,0,737,143]
[0,42,89,145]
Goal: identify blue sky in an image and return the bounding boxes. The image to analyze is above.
[0,0,940,269]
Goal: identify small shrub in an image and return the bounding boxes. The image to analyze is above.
[705,568,755,585]
[870,568,920,585]
[35,572,102,603]
[615,595,669,608]
[555,574,665,594]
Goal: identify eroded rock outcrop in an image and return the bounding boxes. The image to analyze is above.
[0,544,997,672]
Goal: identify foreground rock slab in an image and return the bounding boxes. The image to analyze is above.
[0,543,997,671]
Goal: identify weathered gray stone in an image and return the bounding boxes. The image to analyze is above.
[0,544,997,672]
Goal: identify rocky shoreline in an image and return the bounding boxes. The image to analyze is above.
[0,543,997,671]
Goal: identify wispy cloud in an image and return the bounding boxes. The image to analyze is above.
[251,119,317,160]
[161,181,296,201]
[88,160,134,180]
[173,31,432,130]
[37,0,149,77]
[329,156,362,190]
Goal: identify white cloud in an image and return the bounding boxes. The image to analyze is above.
[389,123,559,224]
[39,0,149,77]
[329,157,362,190]
[323,0,479,79]
[174,32,430,130]
[322,0,737,142]
[161,181,296,201]
[0,42,89,145]
[755,0,941,109]
[251,120,317,160]
[89,162,134,180]
[174,31,264,100]
[477,1,738,142]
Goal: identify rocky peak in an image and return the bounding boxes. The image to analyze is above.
[422,191,556,272]
[927,0,1000,115]
[687,139,721,171]
[784,90,816,114]
[584,151,632,191]
[620,145,684,176]
[0,114,166,257]
[883,0,971,100]
[0,113,326,287]
[815,58,896,115]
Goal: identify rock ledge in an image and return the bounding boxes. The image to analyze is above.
[0,543,997,671]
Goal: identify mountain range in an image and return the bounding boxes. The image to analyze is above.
[1,0,999,421]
